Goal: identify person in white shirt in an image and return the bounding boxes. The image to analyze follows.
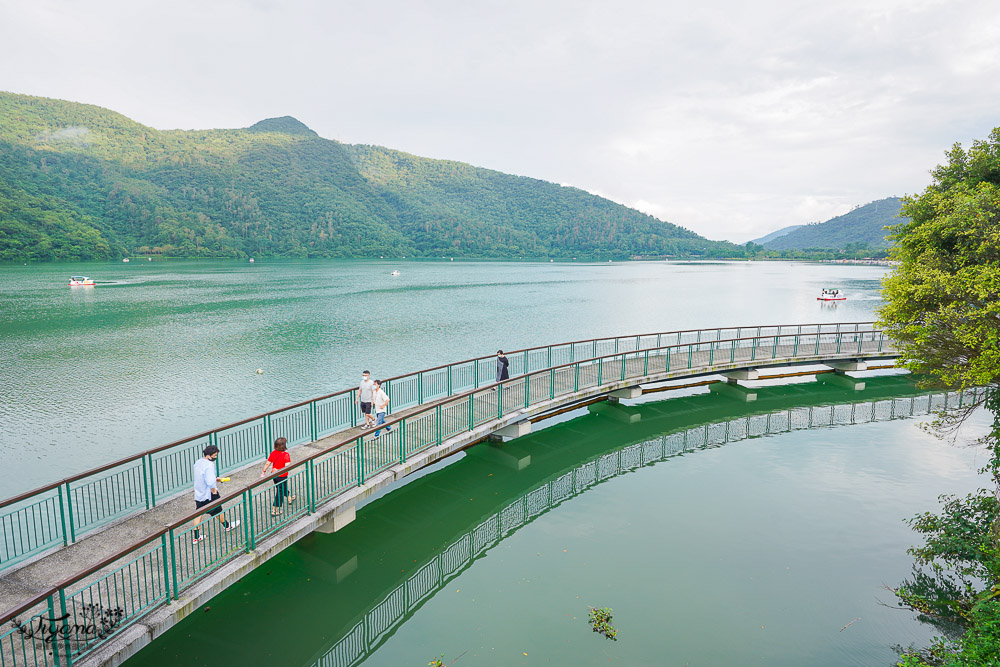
[356,370,376,429]
[372,379,392,438]
[192,445,240,544]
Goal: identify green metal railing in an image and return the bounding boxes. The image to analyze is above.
[0,324,904,665]
[5,351,976,667]
[0,321,879,571]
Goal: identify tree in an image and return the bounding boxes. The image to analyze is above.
[878,127,1000,390]
[880,127,1000,666]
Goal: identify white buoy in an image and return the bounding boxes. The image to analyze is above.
[123,258,129,263]
[255,368,264,374]
[148,257,152,261]
[249,258,255,263]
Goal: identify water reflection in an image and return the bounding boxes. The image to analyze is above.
[312,382,982,667]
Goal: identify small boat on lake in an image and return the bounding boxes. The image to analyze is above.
[817,288,845,301]
[390,270,401,276]
[69,276,95,286]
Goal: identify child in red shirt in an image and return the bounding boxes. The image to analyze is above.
[260,437,295,516]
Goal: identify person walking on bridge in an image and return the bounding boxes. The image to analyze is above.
[372,379,391,437]
[495,350,510,386]
[260,437,295,516]
[357,370,376,429]
[192,445,239,544]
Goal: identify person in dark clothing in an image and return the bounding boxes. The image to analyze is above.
[496,350,510,383]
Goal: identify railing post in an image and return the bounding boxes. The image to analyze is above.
[246,489,256,551]
[309,401,317,442]
[468,394,474,430]
[474,360,479,388]
[666,347,671,372]
[547,346,552,369]
[620,354,626,381]
[687,345,693,369]
[857,333,864,354]
[141,453,152,510]
[709,343,714,365]
[643,350,649,376]
[57,484,69,546]
[160,533,171,604]
[550,368,555,399]
[307,459,316,514]
[498,382,504,419]
[598,358,603,386]
[400,419,407,463]
[356,437,364,485]
[47,594,61,667]
[169,528,178,600]
[793,334,799,357]
[265,414,272,450]
[814,332,821,356]
[65,482,76,543]
[751,338,757,361]
[730,339,735,363]
[836,333,842,354]
[385,380,392,416]
[418,372,424,405]
[772,336,778,358]
[436,405,442,445]
[524,374,530,408]
[447,366,452,398]
[351,389,359,426]
[878,331,884,352]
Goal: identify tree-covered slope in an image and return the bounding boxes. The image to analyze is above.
[0,91,739,260]
[762,197,905,251]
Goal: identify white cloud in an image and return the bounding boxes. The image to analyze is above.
[1,0,999,241]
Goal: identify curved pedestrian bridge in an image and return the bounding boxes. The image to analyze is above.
[0,322,898,666]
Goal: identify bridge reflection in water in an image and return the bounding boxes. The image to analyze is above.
[312,379,980,667]
[120,374,978,667]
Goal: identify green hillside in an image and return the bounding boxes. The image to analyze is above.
[762,197,905,251]
[0,92,739,261]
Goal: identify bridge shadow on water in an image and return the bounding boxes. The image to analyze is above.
[127,374,979,667]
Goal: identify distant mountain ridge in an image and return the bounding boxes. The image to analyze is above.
[761,197,905,251]
[0,91,740,261]
[750,224,805,245]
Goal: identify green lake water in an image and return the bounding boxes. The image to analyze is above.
[3,259,988,665]
[1,259,885,495]
[121,374,990,667]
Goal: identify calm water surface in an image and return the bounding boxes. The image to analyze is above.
[122,375,991,667]
[0,259,886,495]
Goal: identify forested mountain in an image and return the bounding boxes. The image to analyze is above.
[0,92,740,261]
[750,224,804,245]
[761,197,905,251]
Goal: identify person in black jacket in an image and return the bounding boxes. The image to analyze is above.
[496,350,510,384]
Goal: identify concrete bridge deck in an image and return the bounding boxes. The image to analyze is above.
[0,325,898,667]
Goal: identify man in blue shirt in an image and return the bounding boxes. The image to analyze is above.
[192,445,240,544]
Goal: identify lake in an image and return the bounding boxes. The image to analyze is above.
[0,259,885,495]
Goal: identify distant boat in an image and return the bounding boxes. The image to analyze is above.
[818,288,846,301]
[122,258,130,263]
[390,270,401,276]
[69,275,95,286]
[249,258,255,263]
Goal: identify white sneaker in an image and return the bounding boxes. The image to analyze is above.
[192,535,204,544]
[225,519,241,533]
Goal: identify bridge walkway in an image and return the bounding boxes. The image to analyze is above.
[0,325,896,667]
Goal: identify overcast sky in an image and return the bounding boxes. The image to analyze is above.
[2,0,999,242]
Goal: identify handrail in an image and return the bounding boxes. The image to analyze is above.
[0,324,906,667]
[0,320,875,512]
[0,322,883,576]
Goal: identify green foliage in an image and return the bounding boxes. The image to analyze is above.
[763,197,905,251]
[0,91,743,260]
[588,606,618,641]
[878,128,1000,390]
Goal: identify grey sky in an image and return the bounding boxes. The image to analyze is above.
[2,0,999,242]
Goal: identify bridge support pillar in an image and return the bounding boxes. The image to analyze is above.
[489,420,532,440]
[818,372,866,391]
[483,440,532,470]
[710,381,757,402]
[315,505,356,534]
[589,400,641,423]
[722,369,759,384]
[607,386,642,403]
[824,360,868,374]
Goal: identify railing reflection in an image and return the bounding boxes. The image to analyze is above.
[312,385,986,667]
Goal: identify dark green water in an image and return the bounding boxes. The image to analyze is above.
[0,259,887,496]
[123,375,990,667]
